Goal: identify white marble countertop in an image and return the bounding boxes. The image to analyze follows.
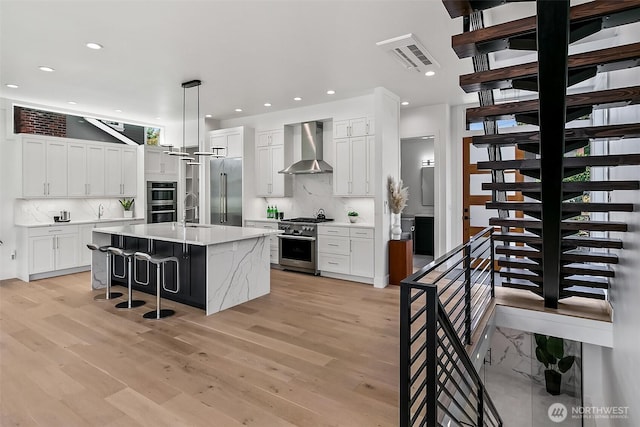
[15,217,145,227]
[93,222,279,246]
[318,221,374,228]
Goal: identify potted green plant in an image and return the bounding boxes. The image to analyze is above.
[348,211,359,223]
[534,334,575,396]
[119,198,135,218]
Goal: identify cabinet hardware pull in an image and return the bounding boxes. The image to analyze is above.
[328,262,338,265]
[328,243,338,247]
[44,183,47,195]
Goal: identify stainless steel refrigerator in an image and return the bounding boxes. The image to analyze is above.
[210,158,242,226]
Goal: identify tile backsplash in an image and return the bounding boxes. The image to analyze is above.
[259,174,375,223]
[14,198,136,224]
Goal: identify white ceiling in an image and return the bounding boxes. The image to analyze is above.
[0,0,485,126]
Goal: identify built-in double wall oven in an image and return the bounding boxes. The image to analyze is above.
[147,181,177,223]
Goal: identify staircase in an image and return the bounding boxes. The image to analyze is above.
[445,0,640,308]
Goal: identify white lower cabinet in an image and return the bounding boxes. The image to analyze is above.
[244,220,279,263]
[27,226,79,275]
[318,225,374,281]
[19,219,143,281]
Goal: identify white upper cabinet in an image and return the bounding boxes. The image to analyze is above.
[22,137,67,198]
[255,129,291,197]
[145,145,179,179]
[21,135,135,199]
[333,135,374,197]
[333,116,374,197]
[105,145,137,197]
[333,117,374,138]
[86,144,105,196]
[67,142,105,197]
[256,129,283,147]
[207,127,246,158]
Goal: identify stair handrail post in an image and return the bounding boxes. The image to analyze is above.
[478,382,485,427]
[464,242,472,345]
[399,280,411,427]
[425,285,439,427]
[490,229,496,298]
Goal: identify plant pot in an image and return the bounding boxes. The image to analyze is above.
[545,369,562,396]
[349,216,358,223]
[123,211,133,218]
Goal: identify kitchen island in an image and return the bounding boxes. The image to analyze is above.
[91,223,278,315]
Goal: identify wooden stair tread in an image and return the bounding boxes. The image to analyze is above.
[472,123,640,148]
[477,153,640,171]
[466,85,640,126]
[563,264,615,278]
[500,269,610,287]
[495,245,619,264]
[501,278,543,295]
[442,0,525,19]
[482,180,640,192]
[489,217,628,232]
[451,0,640,58]
[497,256,614,277]
[460,42,640,93]
[561,286,607,300]
[489,217,627,231]
[486,201,634,212]
[493,232,623,248]
[564,236,624,249]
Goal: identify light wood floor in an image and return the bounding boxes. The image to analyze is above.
[0,270,401,427]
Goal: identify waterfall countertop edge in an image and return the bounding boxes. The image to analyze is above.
[93,222,280,246]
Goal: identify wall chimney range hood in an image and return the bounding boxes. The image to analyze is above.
[279,121,333,174]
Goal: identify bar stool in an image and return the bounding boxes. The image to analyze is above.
[108,247,146,309]
[87,244,123,300]
[134,252,180,319]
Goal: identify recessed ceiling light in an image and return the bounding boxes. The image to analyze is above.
[67,101,77,105]
[235,108,243,112]
[205,114,212,118]
[421,136,430,139]
[401,101,409,106]
[264,103,272,107]
[114,109,122,113]
[39,66,55,72]
[5,84,18,89]
[326,90,335,95]
[425,71,436,77]
[293,97,302,101]
[86,42,103,50]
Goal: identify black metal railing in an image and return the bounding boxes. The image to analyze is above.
[400,227,502,426]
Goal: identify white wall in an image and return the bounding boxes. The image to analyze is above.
[0,99,20,279]
[600,68,640,426]
[400,104,452,256]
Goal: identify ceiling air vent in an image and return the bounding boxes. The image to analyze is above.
[376,33,440,73]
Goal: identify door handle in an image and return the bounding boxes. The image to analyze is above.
[44,183,47,195]
[219,173,224,222]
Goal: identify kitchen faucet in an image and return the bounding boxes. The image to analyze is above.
[98,203,104,219]
[182,192,199,226]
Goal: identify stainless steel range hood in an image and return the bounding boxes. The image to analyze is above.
[279,121,333,174]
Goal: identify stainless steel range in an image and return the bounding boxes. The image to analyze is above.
[278,217,333,275]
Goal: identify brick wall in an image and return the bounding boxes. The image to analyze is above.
[14,107,67,137]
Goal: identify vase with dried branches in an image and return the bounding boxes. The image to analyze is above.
[388,176,408,239]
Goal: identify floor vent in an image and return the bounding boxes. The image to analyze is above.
[377,33,440,73]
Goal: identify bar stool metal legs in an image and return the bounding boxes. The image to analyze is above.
[88,244,122,300]
[134,252,180,320]
[111,249,146,309]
